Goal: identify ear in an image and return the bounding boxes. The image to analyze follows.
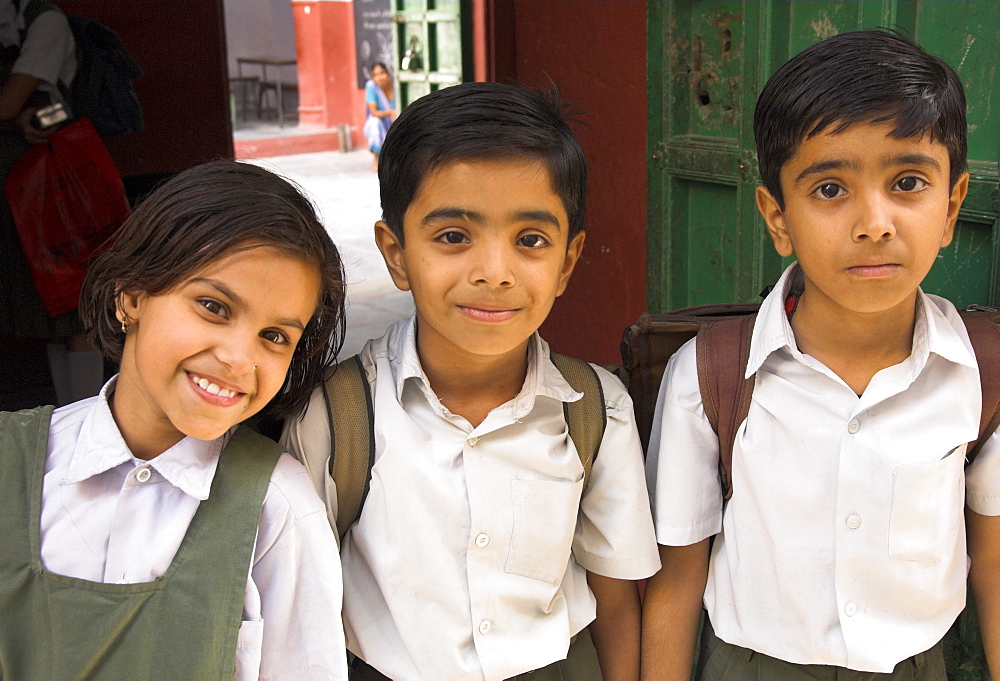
[939,172,969,249]
[555,231,586,297]
[374,220,411,292]
[117,288,144,325]
[756,185,794,258]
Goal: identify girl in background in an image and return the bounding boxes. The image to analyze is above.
[362,61,395,171]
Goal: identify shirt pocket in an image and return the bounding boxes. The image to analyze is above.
[888,445,965,562]
[506,478,582,584]
[233,619,264,681]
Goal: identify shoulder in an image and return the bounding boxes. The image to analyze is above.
[261,453,328,526]
[252,452,334,555]
[23,3,70,39]
[48,397,96,444]
[658,336,703,411]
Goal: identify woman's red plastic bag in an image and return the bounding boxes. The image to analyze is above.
[5,117,129,317]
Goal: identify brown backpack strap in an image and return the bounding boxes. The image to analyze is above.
[551,352,606,489]
[961,313,1000,463]
[322,354,375,540]
[696,315,757,500]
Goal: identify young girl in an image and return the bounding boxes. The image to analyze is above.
[0,160,349,680]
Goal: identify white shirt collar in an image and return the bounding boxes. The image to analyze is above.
[63,377,228,500]
[747,262,978,378]
[385,315,583,421]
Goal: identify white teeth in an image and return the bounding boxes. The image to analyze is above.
[190,374,238,398]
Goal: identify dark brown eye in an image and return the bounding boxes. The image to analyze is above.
[518,234,548,248]
[894,176,926,192]
[439,231,467,244]
[818,183,842,199]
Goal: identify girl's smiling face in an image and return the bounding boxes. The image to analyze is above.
[113,246,321,459]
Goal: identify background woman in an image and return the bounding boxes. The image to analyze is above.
[362,62,395,171]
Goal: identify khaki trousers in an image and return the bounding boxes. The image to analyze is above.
[697,621,946,681]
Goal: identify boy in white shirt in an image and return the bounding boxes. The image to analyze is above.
[283,82,660,681]
[641,29,1000,681]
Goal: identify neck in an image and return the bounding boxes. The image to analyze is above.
[108,379,180,461]
[791,290,918,395]
[417,335,530,429]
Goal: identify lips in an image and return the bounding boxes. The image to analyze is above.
[846,263,901,277]
[456,305,520,323]
[188,372,243,399]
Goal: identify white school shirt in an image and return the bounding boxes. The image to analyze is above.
[282,316,660,681]
[646,263,1000,673]
[41,378,348,681]
[9,6,77,107]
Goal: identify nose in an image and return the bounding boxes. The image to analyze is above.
[216,331,257,376]
[852,190,897,242]
[470,240,515,288]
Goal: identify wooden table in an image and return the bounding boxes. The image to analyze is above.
[236,56,297,127]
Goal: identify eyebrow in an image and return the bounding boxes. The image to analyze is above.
[884,153,942,173]
[422,207,562,229]
[793,153,943,187]
[792,158,861,187]
[191,278,306,331]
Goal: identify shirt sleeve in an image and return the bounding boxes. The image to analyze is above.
[571,365,661,580]
[13,10,75,86]
[280,385,340,534]
[364,80,379,105]
[644,337,725,546]
[966,423,1000,516]
[250,453,348,680]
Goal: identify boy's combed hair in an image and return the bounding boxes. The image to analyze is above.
[754,28,967,208]
[378,82,588,242]
[80,160,346,418]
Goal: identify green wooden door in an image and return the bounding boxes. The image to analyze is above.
[392,0,471,107]
[648,0,1000,311]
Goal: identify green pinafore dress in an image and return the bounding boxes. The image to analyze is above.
[0,406,282,681]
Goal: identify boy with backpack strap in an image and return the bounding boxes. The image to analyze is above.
[642,29,1000,681]
[282,82,660,681]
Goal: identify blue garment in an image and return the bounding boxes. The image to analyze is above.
[363,79,394,154]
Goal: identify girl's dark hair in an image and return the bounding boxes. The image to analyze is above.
[378,82,588,244]
[754,29,967,209]
[371,61,390,76]
[80,160,346,418]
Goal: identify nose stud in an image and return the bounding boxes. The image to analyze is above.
[253,364,258,371]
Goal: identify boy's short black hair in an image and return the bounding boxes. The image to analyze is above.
[754,29,967,208]
[80,160,346,419]
[378,82,588,243]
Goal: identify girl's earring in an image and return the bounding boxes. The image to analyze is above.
[121,316,130,334]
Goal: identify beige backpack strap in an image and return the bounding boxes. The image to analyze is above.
[696,315,756,500]
[960,311,1000,463]
[322,354,375,540]
[551,353,606,489]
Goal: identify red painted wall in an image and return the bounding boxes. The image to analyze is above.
[292,0,367,148]
[56,0,233,178]
[506,0,648,365]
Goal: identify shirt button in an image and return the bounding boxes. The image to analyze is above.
[475,533,490,548]
[468,436,480,447]
[847,419,860,434]
[479,619,491,635]
[136,467,152,483]
[845,602,858,617]
[846,513,862,529]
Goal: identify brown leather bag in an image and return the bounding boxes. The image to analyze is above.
[616,304,1000,497]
